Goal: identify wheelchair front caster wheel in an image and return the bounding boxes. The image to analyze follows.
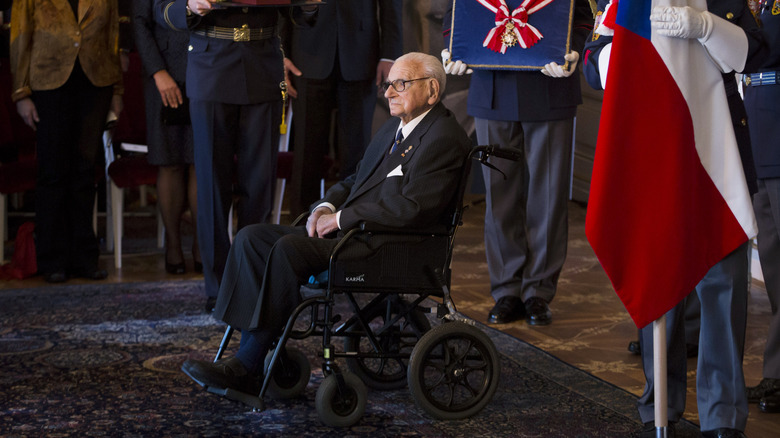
[408,321,500,420]
[264,347,311,399]
[315,372,367,427]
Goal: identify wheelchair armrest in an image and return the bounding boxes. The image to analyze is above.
[358,221,451,236]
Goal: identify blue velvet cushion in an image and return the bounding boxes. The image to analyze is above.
[447,0,575,71]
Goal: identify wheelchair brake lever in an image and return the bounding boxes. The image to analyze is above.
[480,159,508,180]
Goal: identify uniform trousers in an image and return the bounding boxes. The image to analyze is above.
[190,99,280,298]
[754,177,780,379]
[637,241,749,432]
[475,117,573,303]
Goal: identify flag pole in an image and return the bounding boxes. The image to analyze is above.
[653,314,668,438]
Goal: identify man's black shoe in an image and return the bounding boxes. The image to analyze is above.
[204,296,217,314]
[69,267,108,280]
[181,356,261,395]
[43,270,68,283]
[487,296,525,324]
[746,377,780,403]
[638,421,676,438]
[759,391,780,413]
[701,428,747,438]
[524,297,552,326]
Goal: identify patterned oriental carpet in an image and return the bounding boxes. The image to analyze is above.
[0,280,699,437]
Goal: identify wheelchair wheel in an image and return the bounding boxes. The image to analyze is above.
[408,321,500,420]
[263,347,311,399]
[343,299,431,390]
[315,372,368,427]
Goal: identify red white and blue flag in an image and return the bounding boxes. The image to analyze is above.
[585,0,756,329]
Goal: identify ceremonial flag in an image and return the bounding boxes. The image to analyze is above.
[585,0,756,328]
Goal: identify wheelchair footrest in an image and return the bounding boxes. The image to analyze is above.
[207,386,264,411]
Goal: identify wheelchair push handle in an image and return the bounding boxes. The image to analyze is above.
[471,144,522,162]
[471,144,521,181]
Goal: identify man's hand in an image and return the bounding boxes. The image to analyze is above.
[153,70,183,108]
[314,213,339,238]
[541,51,580,78]
[283,57,302,99]
[650,6,713,40]
[16,98,38,130]
[306,207,331,237]
[375,60,393,87]
[441,49,472,75]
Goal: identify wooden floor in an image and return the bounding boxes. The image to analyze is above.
[2,197,779,437]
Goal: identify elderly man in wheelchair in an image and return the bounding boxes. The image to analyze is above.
[182,51,505,426]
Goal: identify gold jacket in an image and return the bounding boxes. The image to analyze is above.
[10,0,122,102]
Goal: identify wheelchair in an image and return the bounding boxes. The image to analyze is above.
[210,145,520,427]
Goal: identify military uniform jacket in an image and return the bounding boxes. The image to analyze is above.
[155,0,315,105]
[745,2,780,179]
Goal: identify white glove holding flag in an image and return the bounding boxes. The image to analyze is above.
[441,49,472,75]
[650,5,748,73]
[541,52,580,78]
[650,6,713,40]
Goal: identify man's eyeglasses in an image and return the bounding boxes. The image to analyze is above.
[381,77,431,93]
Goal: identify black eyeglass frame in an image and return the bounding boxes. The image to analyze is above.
[381,77,432,93]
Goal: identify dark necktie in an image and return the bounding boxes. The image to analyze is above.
[390,130,404,154]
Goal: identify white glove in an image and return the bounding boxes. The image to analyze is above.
[540,51,580,78]
[650,6,713,40]
[441,49,472,75]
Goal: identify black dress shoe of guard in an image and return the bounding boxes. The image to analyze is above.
[638,421,676,438]
[701,428,747,438]
[43,270,68,283]
[524,297,552,326]
[204,296,217,314]
[759,391,780,413]
[746,377,780,403]
[487,296,525,324]
[181,357,261,395]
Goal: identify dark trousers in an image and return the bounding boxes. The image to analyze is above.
[32,62,112,274]
[213,223,337,331]
[289,65,376,216]
[637,242,749,431]
[190,99,280,297]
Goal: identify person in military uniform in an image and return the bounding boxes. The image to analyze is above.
[154,0,318,311]
[743,0,780,415]
[582,0,768,436]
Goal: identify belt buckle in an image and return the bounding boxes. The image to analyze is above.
[745,75,752,86]
[234,24,250,42]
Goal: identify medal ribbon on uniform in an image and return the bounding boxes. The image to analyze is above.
[477,0,554,53]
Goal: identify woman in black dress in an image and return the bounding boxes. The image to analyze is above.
[133,0,199,274]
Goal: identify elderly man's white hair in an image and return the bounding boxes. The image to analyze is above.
[395,52,447,102]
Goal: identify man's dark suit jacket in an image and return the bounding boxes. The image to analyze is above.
[285,0,401,82]
[315,101,470,232]
[216,101,471,331]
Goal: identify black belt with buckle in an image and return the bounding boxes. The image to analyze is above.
[743,71,780,87]
[193,25,276,42]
